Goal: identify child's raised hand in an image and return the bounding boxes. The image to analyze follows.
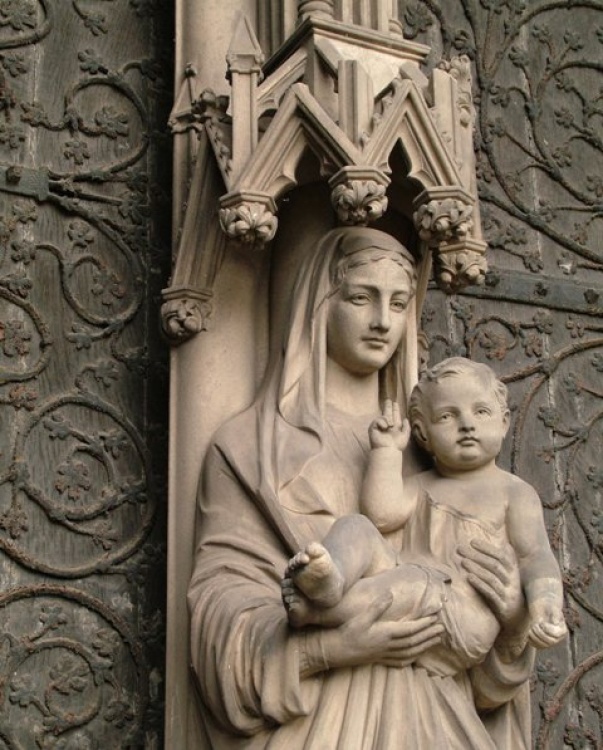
[369,399,410,451]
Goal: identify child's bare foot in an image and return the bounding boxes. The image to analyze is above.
[281,576,321,628]
[285,542,345,607]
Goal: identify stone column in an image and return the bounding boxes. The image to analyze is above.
[168,4,261,750]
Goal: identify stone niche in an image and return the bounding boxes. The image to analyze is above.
[163,3,489,747]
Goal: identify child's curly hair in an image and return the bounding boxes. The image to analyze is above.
[408,357,508,428]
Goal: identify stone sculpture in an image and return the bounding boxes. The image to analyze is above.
[187,227,551,749]
[166,11,495,740]
[282,358,567,664]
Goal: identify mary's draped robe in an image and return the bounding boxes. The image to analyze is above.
[188,229,533,749]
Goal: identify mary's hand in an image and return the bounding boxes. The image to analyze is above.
[459,538,527,632]
[319,592,445,670]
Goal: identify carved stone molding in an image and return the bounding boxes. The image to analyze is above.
[437,56,474,128]
[329,167,390,226]
[413,196,474,247]
[431,238,488,292]
[165,14,490,355]
[413,188,486,291]
[297,0,335,22]
[227,15,264,180]
[161,289,213,345]
[388,17,404,38]
[219,191,278,247]
[165,19,490,349]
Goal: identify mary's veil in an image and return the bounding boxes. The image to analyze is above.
[239,227,428,554]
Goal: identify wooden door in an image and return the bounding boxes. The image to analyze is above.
[0,2,171,748]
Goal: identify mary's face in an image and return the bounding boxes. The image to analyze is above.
[326,255,413,376]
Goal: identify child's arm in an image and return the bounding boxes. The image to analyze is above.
[506,480,567,648]
[360,400,417,533]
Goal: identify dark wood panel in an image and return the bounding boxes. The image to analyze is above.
[0,1,171,747]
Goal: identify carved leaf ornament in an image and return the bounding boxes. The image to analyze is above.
[330,179,389,226]
[414,198,474,246]
[219,201,278,247]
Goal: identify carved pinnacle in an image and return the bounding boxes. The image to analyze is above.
[227,15,264,181]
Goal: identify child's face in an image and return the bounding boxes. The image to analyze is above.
[418,374,509,473]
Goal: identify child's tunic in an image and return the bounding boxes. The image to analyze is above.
[399,490,504,675]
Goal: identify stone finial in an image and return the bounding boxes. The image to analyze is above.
[226,13,264,75]
[226,15,264,181]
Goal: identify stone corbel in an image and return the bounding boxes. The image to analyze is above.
[161,287,213,345]
[414,191,474,246]
[219,191,278,248]
[413,187,487,291]
[329,167,390,226]
[429,238,488,292]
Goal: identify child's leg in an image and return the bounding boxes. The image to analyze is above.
[324,513,397,581]
[284,562,446,629]
[286,514,396,607]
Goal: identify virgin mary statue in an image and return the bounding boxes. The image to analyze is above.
[188,227,534,749]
